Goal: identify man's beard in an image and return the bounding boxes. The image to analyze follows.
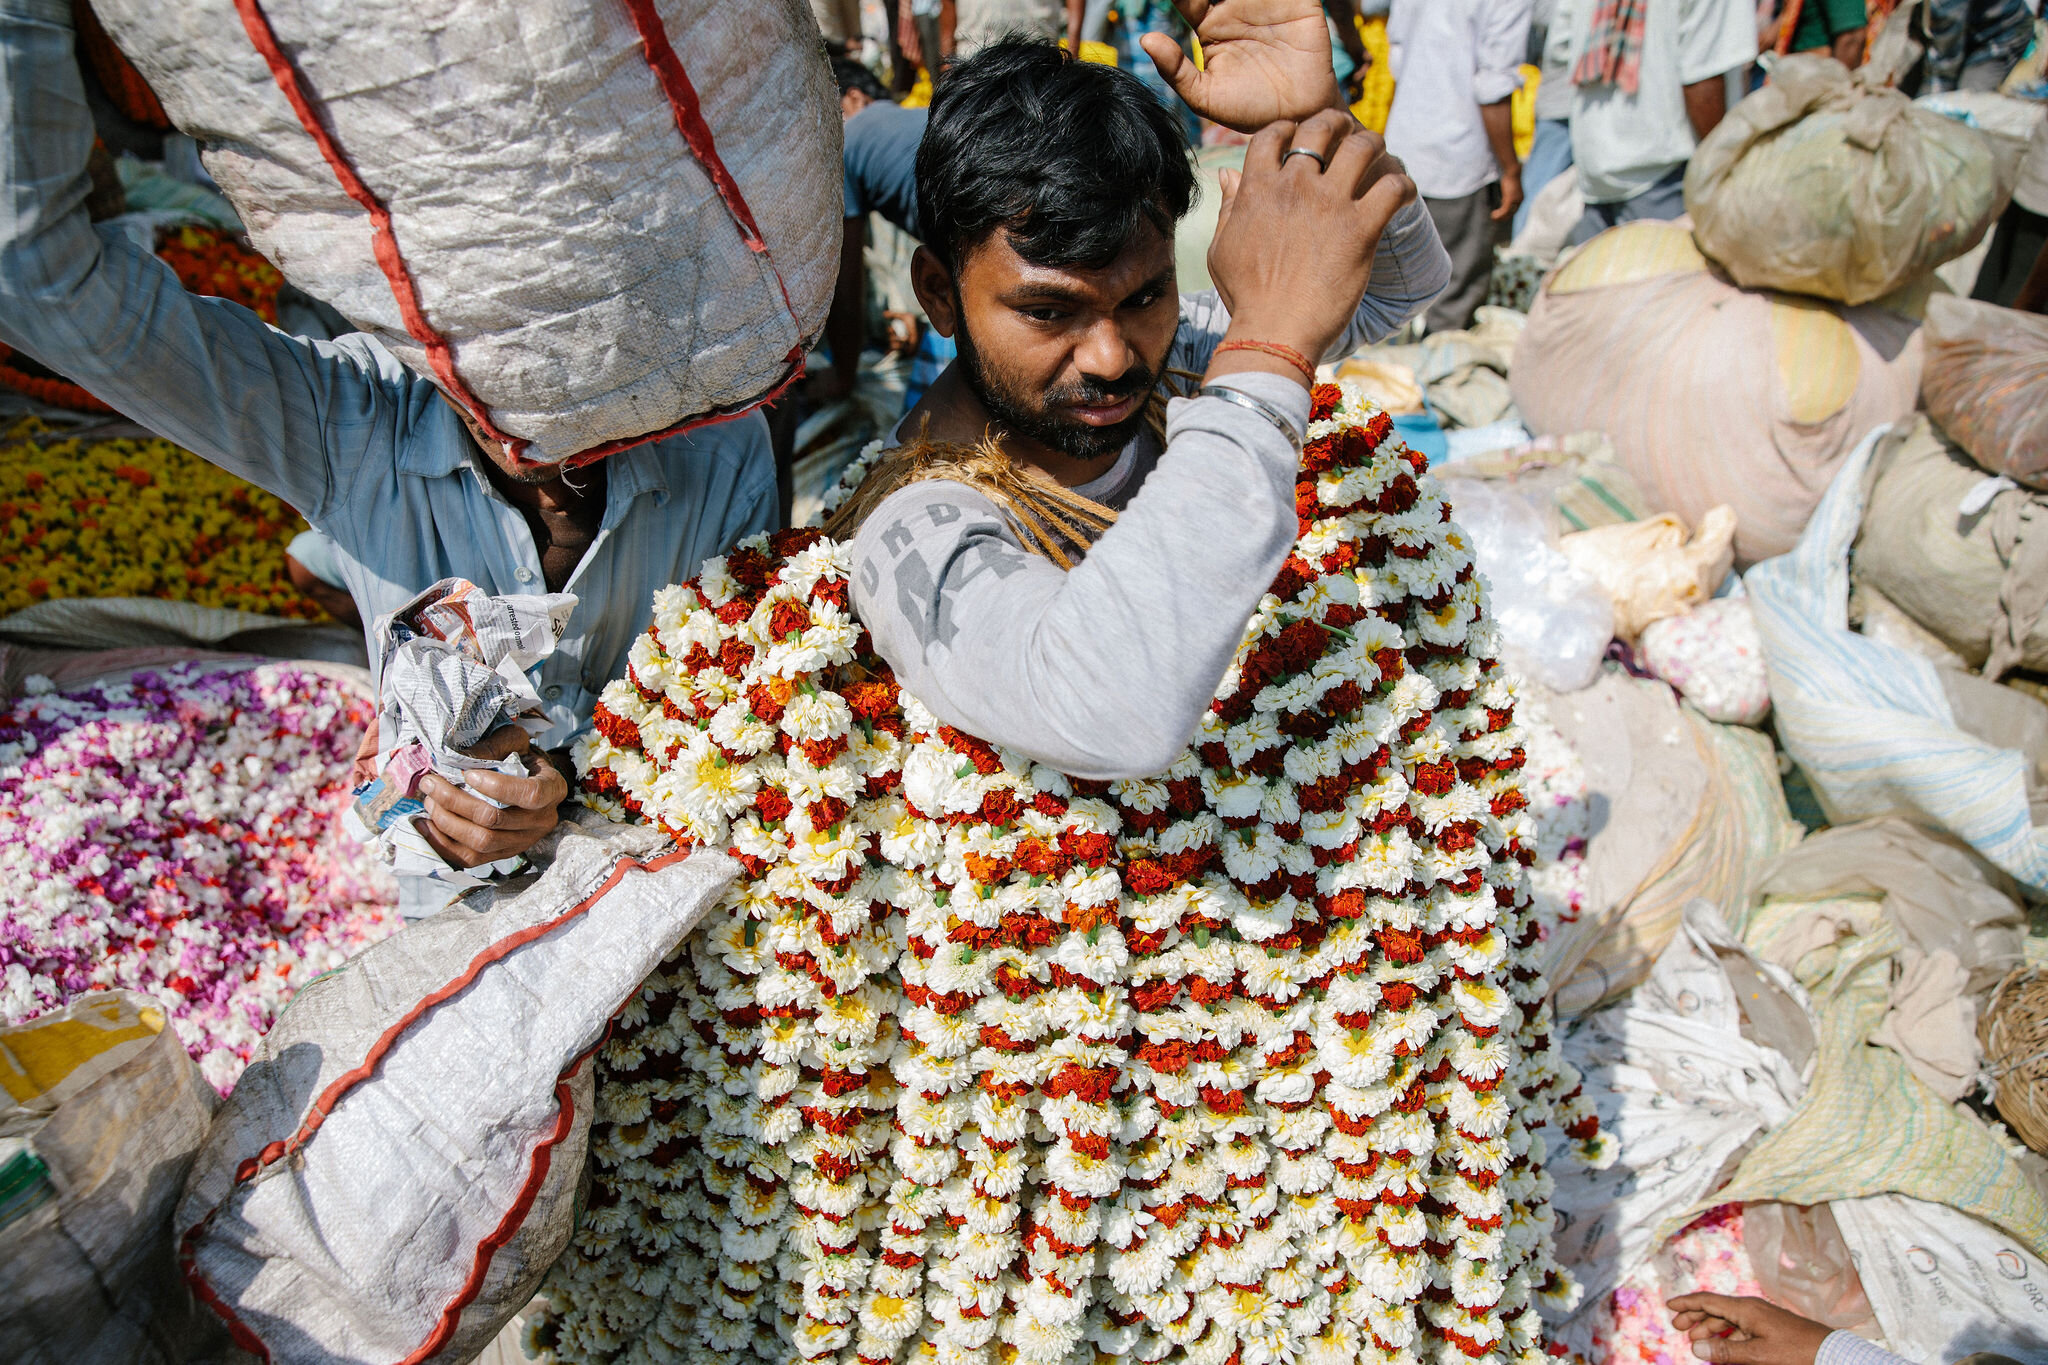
[954,316,1159,464]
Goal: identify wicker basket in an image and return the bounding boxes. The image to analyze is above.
[1981,966,2048,1154]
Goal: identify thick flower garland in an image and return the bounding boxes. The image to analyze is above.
[0,417,321,619]
[0,662,399,1090]
[536,383,1612,1365]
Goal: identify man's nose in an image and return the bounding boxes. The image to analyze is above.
[1073,316,1138,383]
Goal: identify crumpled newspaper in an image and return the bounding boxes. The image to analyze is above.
[343,578,577,895]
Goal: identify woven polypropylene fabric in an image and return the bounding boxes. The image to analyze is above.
[176,820,736,1364]
[90,0,841,464]
[1749,426,2048,893]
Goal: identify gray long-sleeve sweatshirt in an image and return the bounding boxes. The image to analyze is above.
[849,200,1451,781]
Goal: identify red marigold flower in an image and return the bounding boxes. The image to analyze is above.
[1378,926,1427,965]
[768,599,811,640]
[591,702,641,752]
[810,575,851,613]
[1058,829,1116,869]
[1136,1039,1194,1074]
[1411,760,1456,797]
[1310,383,1343,421]
[726,546,775,588]
[1128,977,1181,1011]
[1200,1085,1247,1114]
[800,734,850,766]
[841,678,900,720]
[938,726,1003,775]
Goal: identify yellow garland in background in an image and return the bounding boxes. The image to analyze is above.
[1351,15,1393,132]
[0,418,321,619]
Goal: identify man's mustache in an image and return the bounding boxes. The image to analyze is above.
[1046,365,1156,408]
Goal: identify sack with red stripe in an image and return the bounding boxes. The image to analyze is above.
[173,819,734,1363]
[84,0,840,467]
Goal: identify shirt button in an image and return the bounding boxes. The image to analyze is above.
[545,684,563,701]
[515,567,536,584]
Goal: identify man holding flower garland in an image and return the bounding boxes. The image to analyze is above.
[845,0,1450,779]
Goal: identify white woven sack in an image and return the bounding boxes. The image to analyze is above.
[88,0,841,465]
[175,818,735,1364]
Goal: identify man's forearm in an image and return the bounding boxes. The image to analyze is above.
[1317,200,1453,359]
[2014,233,2048,313]
[0,0,360,522]
[827,216,866,388]
[1684,74,1729,141]
[1480,99,1519,181]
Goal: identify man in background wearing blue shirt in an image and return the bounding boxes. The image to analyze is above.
[0,0,777,908]
[815,58,929,405]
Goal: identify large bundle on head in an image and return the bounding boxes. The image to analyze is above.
[531,384,1610,1365]
[85,0,840,465]
[1685,54,2000,306]
[1512,221,1922,565]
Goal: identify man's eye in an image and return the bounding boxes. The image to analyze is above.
[1125,290,1163,310]
[1020,307,1067,323]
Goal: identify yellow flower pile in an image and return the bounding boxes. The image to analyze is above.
[0,418,321,619]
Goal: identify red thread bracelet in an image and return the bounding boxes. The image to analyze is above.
[1214,339,1317,384]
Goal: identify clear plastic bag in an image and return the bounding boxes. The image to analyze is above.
[1444,478,1615,691]
[1742,1202,1883,1338]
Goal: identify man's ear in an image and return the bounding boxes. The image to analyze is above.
[911,244,959,339]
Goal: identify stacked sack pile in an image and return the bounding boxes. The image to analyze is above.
[1414,43,2048,1360]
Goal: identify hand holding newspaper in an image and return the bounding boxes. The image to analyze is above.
[343,578,578,896]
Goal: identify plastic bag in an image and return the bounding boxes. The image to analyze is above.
[1685,54,2001,305]
[1443,477,1614,690]
[1920,294,2048,490]
[1851,414,2048,680]
[1561,507,1737,641]
[177,818,735,1364]
[1638,597,1772,726]
[1740,1202,1882,1337]
[0,992,225,1365]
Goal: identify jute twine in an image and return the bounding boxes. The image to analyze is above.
[1981,966,2048,1155]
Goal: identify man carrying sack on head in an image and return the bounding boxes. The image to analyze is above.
[0,0,777,909]
[836,0,1451,777]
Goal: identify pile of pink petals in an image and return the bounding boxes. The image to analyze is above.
[0,660,399,1090]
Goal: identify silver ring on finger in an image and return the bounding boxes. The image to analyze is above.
[1282,146,1329,172]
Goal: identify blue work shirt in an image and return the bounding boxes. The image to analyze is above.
[0,0,776,750]
[843,101,926,236]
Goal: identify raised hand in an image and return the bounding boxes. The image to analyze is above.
[1141,0,1343,133]
[1204,110,1416,381]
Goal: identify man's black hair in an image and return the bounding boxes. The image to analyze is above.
[831,55,891,103]
[915,38,1197,273]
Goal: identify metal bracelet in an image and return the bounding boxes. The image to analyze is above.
[1196,383,1307,448]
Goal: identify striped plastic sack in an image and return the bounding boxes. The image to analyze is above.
[175,818,734,1365]
[85,0,840,467]
[1747,425,2048,893]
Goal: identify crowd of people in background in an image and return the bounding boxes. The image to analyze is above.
[809,0,2046,366]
